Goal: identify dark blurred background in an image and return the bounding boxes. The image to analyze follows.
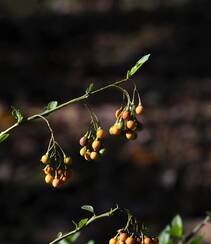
[0,0,211,243]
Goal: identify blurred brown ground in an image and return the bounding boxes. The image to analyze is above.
[0,0,211,243]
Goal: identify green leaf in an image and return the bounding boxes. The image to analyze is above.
[127,54,150,78]
[189,236,203,244]
[87,241,95,244]
[46,101,58,110]
[78,218,88,228]
[11,106,24,123]
[0,133,10,143]
[58,232,80,244]
[86,83,94,94]
[81,205,95,214]
[206,211,211,217]
[170,215,183,239]
[159,226,172,244]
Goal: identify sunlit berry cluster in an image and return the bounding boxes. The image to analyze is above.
[109,104,144,140]
[79,127,106,161]
[41,144,73,188]
[109,230,159,244]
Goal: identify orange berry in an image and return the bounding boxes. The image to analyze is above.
[92,140,101,151]
[90,151,100,160]
[96,127,106,139]
[144,237,152,244]
[126,236,136,244]
[61,176,68,183]
[79,136,88,146]
[109,238,118,244]
[57,169,63,176]
[136,237,142,243]
[126,120,137,130]
[112,125,122,136]
[122,110,130,120]
[45,174,53,184]
[52,178,61,188]
[64,156,72,164]
[135,105,144,115]
[80,146,87,156]
[119,232,128,241]
[125,131,137,140]
[43,165,53,174]
[41,154,49,164]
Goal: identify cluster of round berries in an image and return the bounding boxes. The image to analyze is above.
[41,145,73,188]
[109,230,159,244]
[109,104,144,140]
[79,127,106,161]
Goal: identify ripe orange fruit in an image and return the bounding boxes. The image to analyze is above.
[112,125,122,136]
[80,146,87,156]
[52,178,61,188]
[41,154,49,164]
[64,156,72,164]
[135,105,144,115]
[125,236,136,244]
[125,131,137,140]
[109,238,118,244]
[90,151,100,160]
[122,110,130,120]
[119,232,128,241]
[92,140,101,151]
[144,237,152,244]
[96,127,106,139]
[57,169,63,176]
[126,120,137,130]
[45,174,53,184]
[136,237,142,243]
[43,166,52,174]
[79,136,88,146]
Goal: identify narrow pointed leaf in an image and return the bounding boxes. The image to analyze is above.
[170,215,183,239]
[0,133,10,143]
[46,101,58,110]
[81,205,95,214]
[11,106,24,123]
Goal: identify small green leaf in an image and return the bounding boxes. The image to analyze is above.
[0,133,10,143]
[86,83,94,94]
[189,236,203,244]
[46,101,58,110]
[78,218,88,228]
[206,211,211,217]
[159,226,172,244]
[170,215,183,239]
[87,241,95,244]
[81,205,95,214]
[127,54,150,78]
[11,106,24,123]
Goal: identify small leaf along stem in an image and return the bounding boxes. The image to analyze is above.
[49,206,120,244]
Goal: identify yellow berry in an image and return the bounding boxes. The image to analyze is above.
[90,151,100,160]
[109,238,118,244]
[84,151,91,161]
[45,174,53,184]
[125,131,137,140]
[112,125,122,136]
[80,146,87,156]
[41,154,49,164]
[64,156,72,164]
[92,140,101,151]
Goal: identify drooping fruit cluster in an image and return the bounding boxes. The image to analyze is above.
[109,230,159,244]
[41,141,73,188]
[79,127,106,161]
[109,103,144,140]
